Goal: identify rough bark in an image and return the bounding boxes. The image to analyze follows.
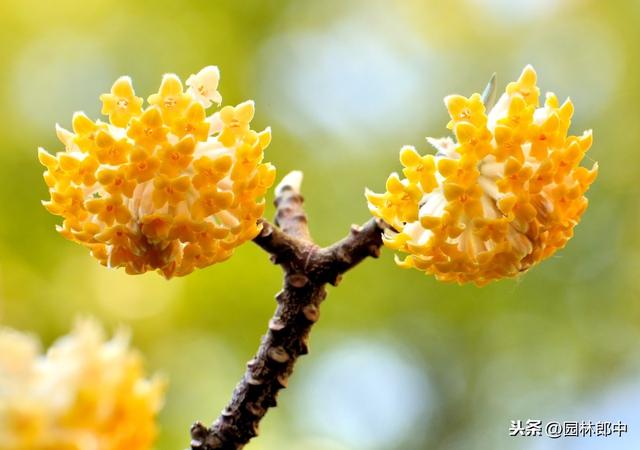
[190,172,386,450]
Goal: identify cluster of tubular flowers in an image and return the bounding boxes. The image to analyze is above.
[366,65,598,285]
[39,66,276,278]
[0,319,165,450]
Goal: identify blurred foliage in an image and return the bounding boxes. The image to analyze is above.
[1,0,639,449]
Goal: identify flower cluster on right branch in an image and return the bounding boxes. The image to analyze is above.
[367,65,598,285]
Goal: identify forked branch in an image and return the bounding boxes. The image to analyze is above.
[190,171,386,450]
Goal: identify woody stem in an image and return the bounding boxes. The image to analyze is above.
[189,171,386,450]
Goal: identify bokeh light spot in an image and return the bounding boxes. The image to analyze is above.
[292,337,432,449]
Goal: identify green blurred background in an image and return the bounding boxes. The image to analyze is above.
[1,0,639,449]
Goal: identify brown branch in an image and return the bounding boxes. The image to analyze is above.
[251,220,306,268]
[316,218,385,286]
[190,172,387,450]
[273,171,312,242]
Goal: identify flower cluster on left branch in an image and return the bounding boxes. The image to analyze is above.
[39,66,275,278]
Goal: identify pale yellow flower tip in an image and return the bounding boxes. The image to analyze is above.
[39,66,275,278]
[0,319,166,450]
[187,65,223,108]
[366,65,598,286]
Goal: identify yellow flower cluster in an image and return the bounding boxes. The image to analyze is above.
[39,66,276,278]
[0,319,165,450]
[366,66,598,285]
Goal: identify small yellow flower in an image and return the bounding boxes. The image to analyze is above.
[437,155,479,186]
[442,182,483,217]
[127,147,161,183]
[192,154,233,190]
[147,74,191,122]
[498,94,534,133]
[39,66,275,277]
[444,93,486,129]
[127,107,169,150]
[231,139,264,181]
[85,194,132,226]
[366,65,598,285]
[191,187,234,220]
[95,224,139,247]
[140,213,173,242]
[42,186,87,220]
[71,112,106,153]
[95,130,132,165]
[365,173,422,228]
[99,76,143,127]
[56,151,99,186]
[168,214,206,242]
[152,174,192,208]
[495,157,533,195]
[528,111,561,159]
[453,121,493,159]
[172,101,210,141]
[494,124,525,162]
[217,100,255,147]
[399,146,438,193]
[157,136,196,177]
[97,166,137,197]
[0,319,165,450]
[471,217,509,242]
[506,64,540,106]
